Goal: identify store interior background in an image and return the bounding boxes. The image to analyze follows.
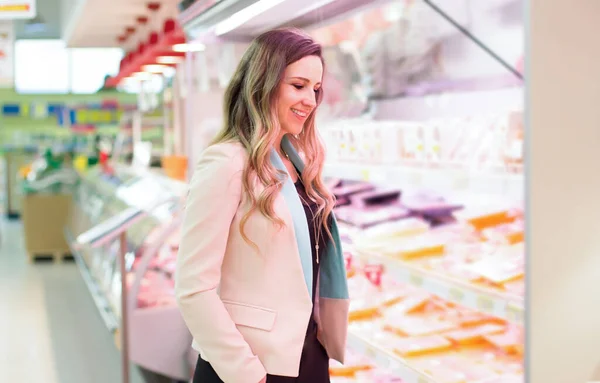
[0,0,597,383]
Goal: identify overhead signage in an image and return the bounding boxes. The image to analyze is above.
[0,0,36,19]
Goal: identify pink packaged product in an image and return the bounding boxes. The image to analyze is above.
[325,177,343,189]
[332,182,376,198]
[162,260,177,275]
[428,215,458,227]
[335,197,352,208]
[335,204,411,228]
[402,195,463,218]
[349,189,402,207]
[148,246,173,269]
[136,270,176,308]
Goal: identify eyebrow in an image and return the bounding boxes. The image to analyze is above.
[287,76,321,86]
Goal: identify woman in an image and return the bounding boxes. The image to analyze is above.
[175,28,349,383]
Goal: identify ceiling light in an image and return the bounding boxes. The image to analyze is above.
[172,42,206,52]
[131,72,152,80]
[157,56,184,64]
[214,0,285,36]
[142,64,169,73]
[162,67,177,78]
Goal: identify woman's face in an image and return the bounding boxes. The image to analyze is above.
[275,55,323,137]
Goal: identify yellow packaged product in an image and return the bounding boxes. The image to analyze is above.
[382,234,446,260]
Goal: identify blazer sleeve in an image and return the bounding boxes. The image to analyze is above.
[175,144,266,383]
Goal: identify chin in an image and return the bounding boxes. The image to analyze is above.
[283,124,304,137]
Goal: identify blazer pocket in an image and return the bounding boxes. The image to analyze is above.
[222,300,277,331]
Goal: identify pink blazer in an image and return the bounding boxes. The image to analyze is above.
[175,139,349,383]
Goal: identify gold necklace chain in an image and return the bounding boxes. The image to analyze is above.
[284,152,320,264]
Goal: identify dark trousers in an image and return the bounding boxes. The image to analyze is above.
[193,328,330,383]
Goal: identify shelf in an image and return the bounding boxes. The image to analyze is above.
[65,229,120,333]
[347,330,435,383]
[324,162,523,199]
[357,251,524,325]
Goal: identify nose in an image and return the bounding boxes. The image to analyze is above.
[302,91,317,108]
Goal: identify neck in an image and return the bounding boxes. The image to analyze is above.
[275,132,289,160]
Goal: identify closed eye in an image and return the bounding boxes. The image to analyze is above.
[293,84,304,90]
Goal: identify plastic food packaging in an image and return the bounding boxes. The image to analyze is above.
[336,204,411,228]
[350,189,402,207]
[444,324,506,346]
[403,198,464,218]
[384,316,457,337]
[468,256,523,285]
[481,220,524,245]
[329,350,373,377]
[356,217,430,242]
[383,234,446,260]
[483,326,524,355]
[455,208,517,231]
[391,335,453,357]
[332,183,376,198]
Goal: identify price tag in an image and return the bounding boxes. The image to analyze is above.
[409,272,424,286]
[448,287,465,303]
[476,295,495,313]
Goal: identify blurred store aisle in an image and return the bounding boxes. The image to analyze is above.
[0,218,144,383]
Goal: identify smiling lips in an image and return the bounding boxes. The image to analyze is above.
[291,108,309,119]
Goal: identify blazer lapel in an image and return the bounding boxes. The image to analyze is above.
[281,135,349,364]
[269,148,313,298]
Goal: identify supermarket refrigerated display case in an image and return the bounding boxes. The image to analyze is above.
[178,0,525,382]
[66,164,192,381]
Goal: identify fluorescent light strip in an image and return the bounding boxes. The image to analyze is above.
[157,56,184,64]
[132,72,152,79]
[172,43,206,52]
[214,0,286,36]
[142,64,170,73]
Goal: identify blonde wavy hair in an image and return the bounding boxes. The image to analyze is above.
[212,28,335,249]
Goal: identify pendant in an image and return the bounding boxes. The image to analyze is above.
[316,244,319,263]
